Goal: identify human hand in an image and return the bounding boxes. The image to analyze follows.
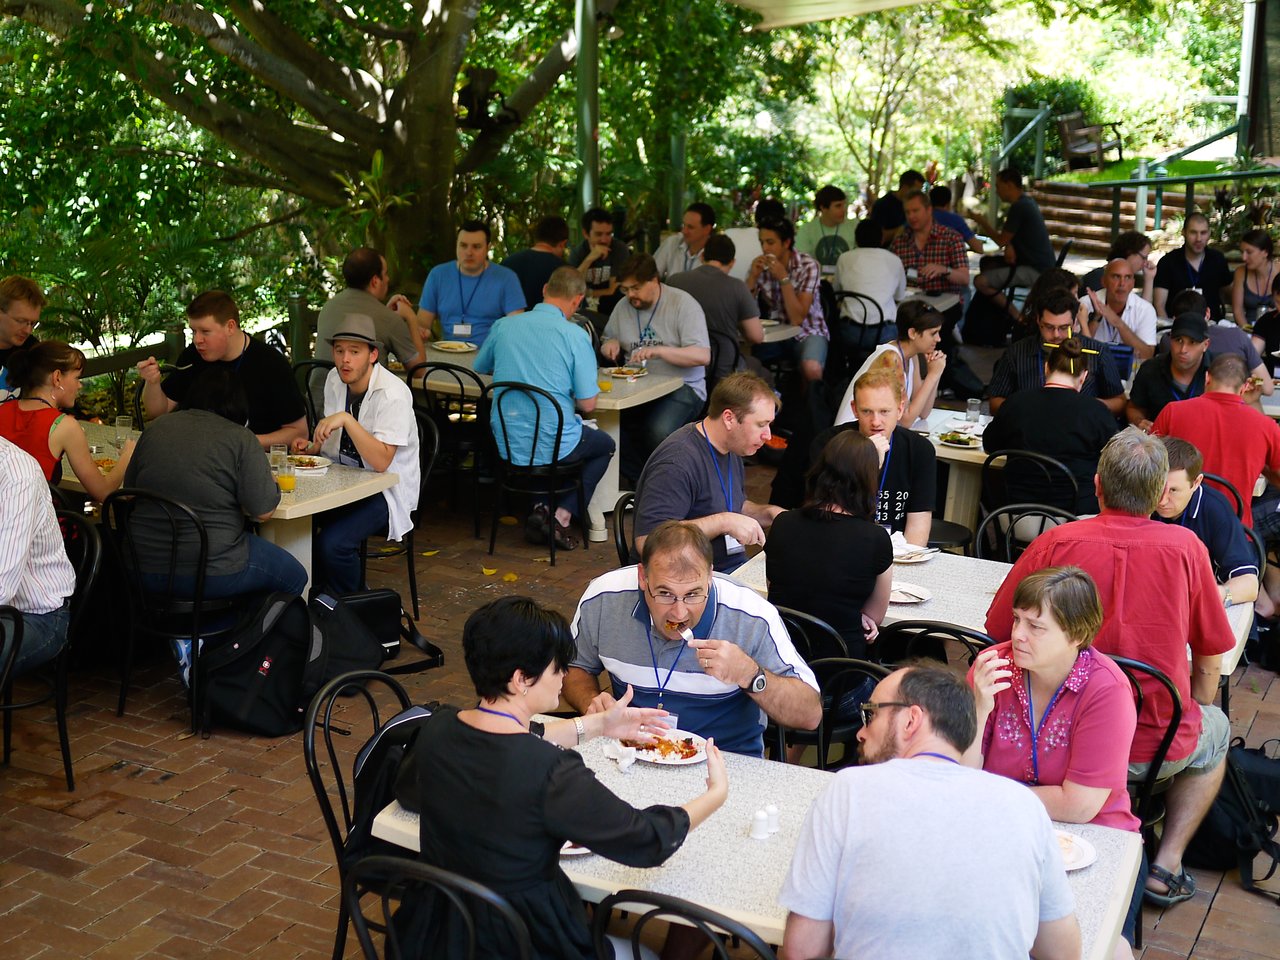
[970,646,1013,717]
[1138,418,1154,434]
[703,739,728,799]
[312,412,348,446]
[861,613,880,644]
[599,685,670,741]
[136,356,162,384]
[721,512,766,546]
[688,638,757,688]
[629,345,663,364]
[766,256,788,281]
[588,243,610,263]
[868,431,890,465]
[925,349,947,374]
[585,689,618,715]
[388,294,413,315]
[290,437,314,454]
[921,263,946,280]
[600,339,621,363]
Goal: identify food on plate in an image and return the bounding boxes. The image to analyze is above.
[93,457,117,474]
[939,431,979,446]
[288,456,323,469]
[432,341,473,352]
[1056,832,1074,857]
[610,366,646,377]
[620,735,700,760]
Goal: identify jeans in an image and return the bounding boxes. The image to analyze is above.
[838,322,898,352]
[141,534,308,600]
[314,494,390,595]
[622,383,703,480]
[3,600,71,674]
[539,425,615,519]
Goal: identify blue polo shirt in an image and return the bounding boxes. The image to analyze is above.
[1153,483,1258,583]
[932,208,976,241]
[418,260,525,346]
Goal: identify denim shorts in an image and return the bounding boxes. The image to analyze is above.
[795,333,829,366]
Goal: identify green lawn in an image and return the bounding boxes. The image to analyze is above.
[1050,158,1224,184]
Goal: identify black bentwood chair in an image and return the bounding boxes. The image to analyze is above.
[592,889,777,960]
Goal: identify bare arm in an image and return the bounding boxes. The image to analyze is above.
[576,396,598,414]
[689,638,821,729]
[1125,400,1152,431]
[57,420,133,502]
[136,356,177,420]
[1030,780,1111,823]
[1029,915,1081,960]
[635,512,766,558]
[1232,266,1247,326]
[256,416,308,451]
[1100,393,1127,416]
[1223,572,1259,605]
[312,412,396,471]
[415,307,441,342]
[988,394,1006,415]
[861,567,892,627]
[739,316,765,345]
[781,285,815,326]
[741,499,783,528]
[562,666,605,714]
[629,343,711,368]
[1153,286,1171,320]
[780,914,834,960]
[1190,653,1223,704]
[905,352,945,423]
[903,511,931,547]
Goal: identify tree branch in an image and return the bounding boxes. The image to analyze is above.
[214,205,311,244]
[316,0,415,42]
[110,143,302,194]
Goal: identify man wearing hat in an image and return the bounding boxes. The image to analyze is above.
[1127,311,1213,431]
[293,314,420,594]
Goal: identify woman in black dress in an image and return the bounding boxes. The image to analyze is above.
[404,596,727,960]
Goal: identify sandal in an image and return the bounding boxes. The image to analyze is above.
[1144,863,1197,907]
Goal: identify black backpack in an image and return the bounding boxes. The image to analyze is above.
[346,704,435,865]
[1183,737,1280,902]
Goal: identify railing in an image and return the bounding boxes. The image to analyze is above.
[989,101,1055,222]
[1155,115,1251,166]
[1089,166,1280,242]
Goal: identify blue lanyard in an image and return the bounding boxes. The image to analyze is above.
[683,247,699,272]
[456,266,488,317]
[1026,671,1070,785]
[1185,256,1201,288]
[644,619,687,710]
[1171,379,1199,403]
[475,705,524,729]
[914,751,959,764]
[634,285,662,344]
[698,423,734,511]
[875,430,895,525]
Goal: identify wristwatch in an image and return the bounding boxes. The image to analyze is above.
[746,668,767,694]
[779,275,793,286]
[1223,588,1233,608]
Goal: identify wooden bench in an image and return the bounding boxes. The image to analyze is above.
[1056,111,1123,170]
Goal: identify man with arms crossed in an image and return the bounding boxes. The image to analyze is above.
[779,664,1079,960]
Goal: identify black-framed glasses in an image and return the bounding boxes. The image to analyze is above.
[859,701,910,727]
[645,584,709,607]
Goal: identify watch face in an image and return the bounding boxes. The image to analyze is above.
[751,672,767,693]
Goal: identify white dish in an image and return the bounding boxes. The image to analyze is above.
[890,583,932,604]
[1054,829,1097,871]
[430,341,478,353]
[560,841,593,857]
[940,439,982,449]
[609,367,648,379]
[625,730,707,766]
[761,319,782,327]
[287,454,332,475]
[893,552,935,565]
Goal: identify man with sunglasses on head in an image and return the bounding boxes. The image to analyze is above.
[565,520,819,758]
[0,276,44,399]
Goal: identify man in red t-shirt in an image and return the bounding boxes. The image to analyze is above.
[1153,352,1280,526]
[986,428,1233,909]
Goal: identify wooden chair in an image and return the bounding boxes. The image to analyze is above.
[1055,111,1123,170]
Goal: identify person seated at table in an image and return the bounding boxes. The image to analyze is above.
[125,368,306,599]
[137,290,307,450]
[571,207,632,316]
[633,372,783,574]
[834,301,946,430]
[1163,288,1272,407]
[501,215,570,310]
[967,567,1143,949]
[415,219,525,348]
[666,234,764,381]
[1081,230,1155,303]
[766,430,892,659]
[1128,311,1213,431]
[402,595,728,960]
[474,267,614,551]
[831,218,907,353]
[794,184,854,269]
[0,340,135,501]
[929,184,985,254]
[565,521,821,758]
[888,190,970,313]
[969,166,1058,326]
[747,217,828,383]
[316,247,423,373]
[1231,228,1276,327]
[292,315,419,596]
[600,253,710,482]
[653,202,716,280]
[815,367,935,547]
[0,275,44,399]
[1154,436,1261,614]
[1153,212,1232,322]
[982,336,1119,514]
[986,428,1234,908]
[1081,257,1158,363]
[778,664,1080,960]
[1010,267,1083,343]
[1249,274,1280,369]
[988,289,1125,417]
[867,169,925,245]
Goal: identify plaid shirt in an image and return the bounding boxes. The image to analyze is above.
[890,224,968,295]
[754,249,827,339]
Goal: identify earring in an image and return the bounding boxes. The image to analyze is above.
[521,687,528,696]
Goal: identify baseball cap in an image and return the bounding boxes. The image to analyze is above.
[1168,311,1209,342]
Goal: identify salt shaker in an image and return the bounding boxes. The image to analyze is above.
[765,803,779,834]
[749,809,770,840]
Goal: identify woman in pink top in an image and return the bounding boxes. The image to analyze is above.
[966,566,1142,948]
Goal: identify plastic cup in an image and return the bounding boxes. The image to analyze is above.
[114,415,132,446]
[269,443,287,473]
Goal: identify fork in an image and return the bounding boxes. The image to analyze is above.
[160,362,195,373]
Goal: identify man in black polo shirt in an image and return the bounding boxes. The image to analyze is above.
[1153,213,1233,321]
[987,290,1125,416]
[1127,312,1211,431]
[138,290,307,449]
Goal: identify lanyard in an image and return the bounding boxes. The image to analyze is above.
[634,285,663,345]
[1170,378,1199,403]
[1185,255,1201,288]
[475,705,525,729]
[914,751,959,764]
[1026,671,1070,785]
[683,246,699,272]
[644,618,687,710]
[698,423,734,511]
[456,266,488,317]
[875,430,895,525]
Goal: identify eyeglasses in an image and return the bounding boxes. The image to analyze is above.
[0,309,38,330]
[859,701,910,726]
[645,585,708,607]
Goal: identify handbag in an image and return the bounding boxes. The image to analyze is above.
[337,588,445,675]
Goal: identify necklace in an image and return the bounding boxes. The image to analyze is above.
[475,704,526,730]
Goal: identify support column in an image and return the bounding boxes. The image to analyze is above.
[668,132,687,230]
[575,0,599,216]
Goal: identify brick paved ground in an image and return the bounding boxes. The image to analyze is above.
[1,462,1277,959]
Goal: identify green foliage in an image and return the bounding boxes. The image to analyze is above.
[999,76,1103,175]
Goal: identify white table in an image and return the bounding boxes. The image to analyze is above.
[760,320,801,344]
[900,288,961,313]
[373,734,1139,960]
[921,407,991,529]
[415,345,684,541]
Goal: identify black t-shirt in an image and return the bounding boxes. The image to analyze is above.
[765,509,892,657]
[1253,310,1280,370]
[1154,247,1233,320]
[161,334,306,437]
[868,193,905,232]
[501,248,566,310]
[982,385,1119,514]
[570,238,633,315]
[0,334,38,396]
[1128,353,1211,423]
[810,423,935,533]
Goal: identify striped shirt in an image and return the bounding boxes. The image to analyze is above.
[0,438,74,615]
[988,334,1125,402]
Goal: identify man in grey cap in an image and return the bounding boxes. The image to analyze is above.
[293,314,420,594]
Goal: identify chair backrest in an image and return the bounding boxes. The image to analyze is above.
[592,889,777,960]
[1244,524,1268,578]
[613,492,636,567]
[0,605,24,696]
[345,854,533,960]
[876,619,993,667]
[570,312,601,356]
[1102,341,1134,382]
[1108,655,1183,824]
[292,359,335,433]
[775,606,850,662]
[1056,111,1085,142]
[409,361,488,449]
[797,657,892,768]
[706,330,742,399]
[975,502,1078,563]
[55,509,103,645]
[833,289,885,328]
[413,410,440,517]
[981,449,1080,515]
[101,488,213,606]
[131,380,146,431]
[484,381,567,466]
[1054,238,1074,267]
[1202,472,1245,521]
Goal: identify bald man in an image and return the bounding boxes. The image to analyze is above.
[1082,258,1158,361]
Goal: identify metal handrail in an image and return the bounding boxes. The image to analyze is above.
[990,102,1055,221]
[1086,166,1280,241]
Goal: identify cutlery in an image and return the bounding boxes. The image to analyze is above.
[160,362,195,372]
[893,585,929,602]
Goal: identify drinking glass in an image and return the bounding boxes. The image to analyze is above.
[965,398,981,423]
[269,443,288,473]
[114,415,133,446]
[276,462,296,497]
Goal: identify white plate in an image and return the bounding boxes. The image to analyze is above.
[893,552,934,564]
[609,367,648,379]
[560,841,593,857]
[625,730,707,766]
[940,439,982,449]
[890,583,932,604]
[287,454,332,475]
[430,341,478,353]
[761,319,782,327]
[1054,829,1097,871]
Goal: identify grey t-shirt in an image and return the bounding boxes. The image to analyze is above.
[123,410,280,576]
[316,287,419,367]
[604,284,710,399]
[1004,194,1056,272]
[666,265,759,379]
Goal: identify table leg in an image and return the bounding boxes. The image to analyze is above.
[259,516,314,592]
[943,461,982,530]
[585,412,623,542]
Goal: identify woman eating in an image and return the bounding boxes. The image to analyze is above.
[835,301,947,429]
[765,429,892,659]
[403,595,727,960]
[966,566,1142,950]
[983,336,1118,514]
[1231,228,1276,326]
[0,340,134,501]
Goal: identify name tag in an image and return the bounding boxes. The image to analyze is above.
[724,535,746,555]
[453,322,472,336]
[1188,287,1202,296]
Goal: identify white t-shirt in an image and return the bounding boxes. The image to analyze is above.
[833,248,907,325]
[1081,290,1158,346]
[653,233,702,279]
[779,758,1075,960]
[723,228,762,283]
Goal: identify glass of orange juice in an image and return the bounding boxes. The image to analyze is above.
[276,462,297,497]
[597,370,613,393]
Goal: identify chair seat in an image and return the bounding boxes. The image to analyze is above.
[928,519,972,551]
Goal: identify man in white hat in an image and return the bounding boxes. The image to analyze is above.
[293,314,420,594]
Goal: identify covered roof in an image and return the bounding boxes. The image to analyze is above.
[728,0,930,30]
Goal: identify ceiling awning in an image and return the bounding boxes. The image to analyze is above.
[728,0,931,30]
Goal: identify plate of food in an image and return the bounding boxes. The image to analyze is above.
[619,730,707,765]
[560,841,593,857]
[893,549,937,564]
[1053,829,1097,871]
[939,430,981,448]
[890,583,932,604]
[610,366,648,379]
[94,457,117,475]
[287,454,332,475]
[430,340,478,353]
